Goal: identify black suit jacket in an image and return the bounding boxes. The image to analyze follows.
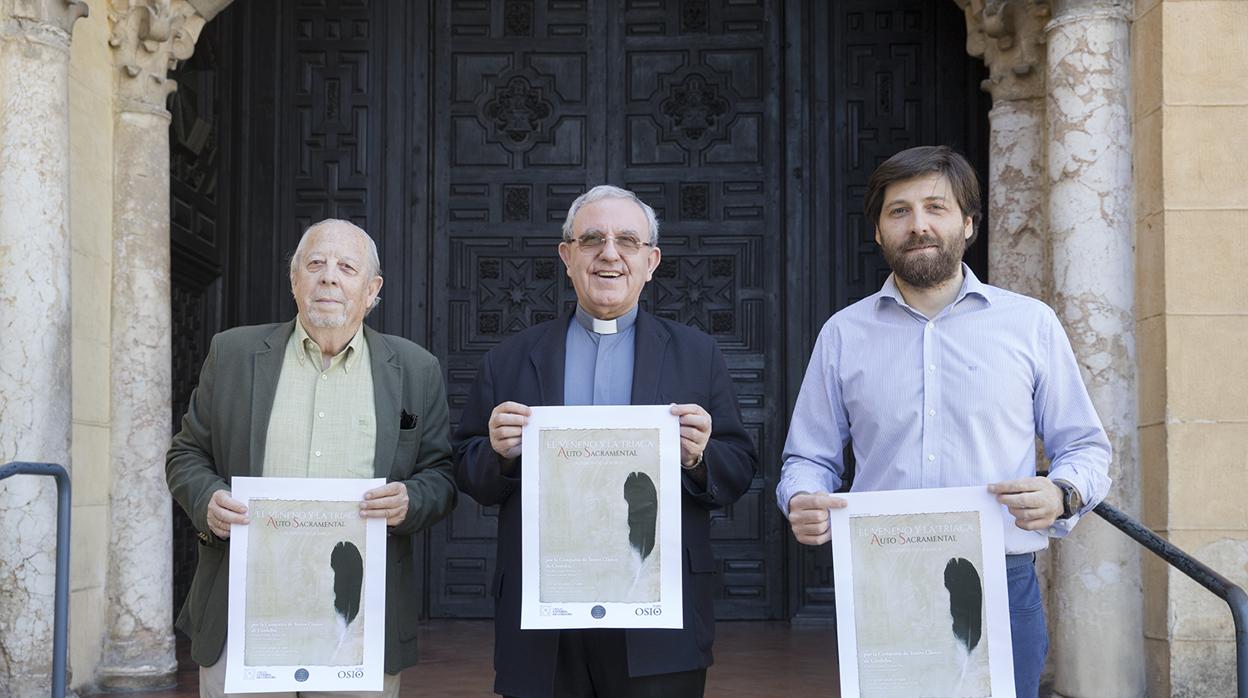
[453,310,758,698]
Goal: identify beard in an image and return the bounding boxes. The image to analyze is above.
[305,311,347,328]
[880,232,966,289]
[303,295,350,328]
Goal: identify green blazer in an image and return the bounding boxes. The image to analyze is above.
[166,320,457,674]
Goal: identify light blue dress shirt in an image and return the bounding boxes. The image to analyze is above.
[564,305,637,406]
[777,265,1112,554]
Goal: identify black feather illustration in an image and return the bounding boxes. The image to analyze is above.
[331,541,364,628]
[623,472,657,562]
[943,557,983,655]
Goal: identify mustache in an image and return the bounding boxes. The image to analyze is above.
[903,234,942,251]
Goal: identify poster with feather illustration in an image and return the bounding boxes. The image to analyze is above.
[226,477,386,693]
[520,406,682,629]
[828,486,1016,698]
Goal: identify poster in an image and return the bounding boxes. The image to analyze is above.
[226,477,386,693]
[520,405,683,629]
[828,486,1016,698]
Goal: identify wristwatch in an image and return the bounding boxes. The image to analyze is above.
[1053,479,1082,520]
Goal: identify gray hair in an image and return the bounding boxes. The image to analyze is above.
[561,185,660,247]
[290,218,383,279]
[289,218,383,311]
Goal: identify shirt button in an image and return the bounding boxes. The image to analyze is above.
[315,450,322,457]
[928,409,936,416]
[321,374,328,381]
[318,411,325,418]
[927,454,935,461]
[928,364,936,371]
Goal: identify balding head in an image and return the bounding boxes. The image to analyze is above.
[290,219,382,280]
[289,219,384,339]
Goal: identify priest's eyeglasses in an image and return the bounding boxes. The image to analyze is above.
[567,232,654,255]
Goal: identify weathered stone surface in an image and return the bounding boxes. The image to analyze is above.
[96,108,178,690]
[94,0,228,688]
[1168,638,1237,698]
[1,0,88,35]
[0,3,82,695]
[987,97,1048,300]
[1045,4,1145,697]
[1155,531,1248,697]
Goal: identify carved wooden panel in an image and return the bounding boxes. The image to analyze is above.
[428,0,600,618]
[610,0,781,620]
[831,1,990,308]
[169,18,229,624]
[170,41,222,265]
[284,0,378,251]
[220,0,420,335]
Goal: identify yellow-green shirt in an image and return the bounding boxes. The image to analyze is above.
[262,320,377,479]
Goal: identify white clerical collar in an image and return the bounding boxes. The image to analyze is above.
[574,304,638,336]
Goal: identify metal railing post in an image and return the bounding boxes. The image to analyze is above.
[1094,500,1248,698]
[0,462,72,698]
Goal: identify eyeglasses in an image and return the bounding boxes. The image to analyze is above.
[565,232,655,254]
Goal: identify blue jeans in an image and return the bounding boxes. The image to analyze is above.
[1007,554,1048,698]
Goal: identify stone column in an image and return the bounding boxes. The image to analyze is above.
[958,0,1052,300]
[1045,1,1144,696]
[958,1,1058,657]
[96,0,210,688]
[0,2,88,694]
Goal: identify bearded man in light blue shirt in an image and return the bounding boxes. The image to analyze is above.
[777,145,1112,697]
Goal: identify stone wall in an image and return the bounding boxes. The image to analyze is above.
[67,0,115,683]
[1135,1,1248,696]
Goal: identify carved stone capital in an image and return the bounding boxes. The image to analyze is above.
[0,0,89,46]
[956,0,1051,102]
[108,0,207,111]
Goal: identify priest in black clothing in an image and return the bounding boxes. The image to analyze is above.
[453,185,759,698]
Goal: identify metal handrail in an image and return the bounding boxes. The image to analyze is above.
[0,462,71,698]
[1094,500,1248,698]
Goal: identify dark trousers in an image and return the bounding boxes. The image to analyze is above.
[541,628,706,698]
[1007,553,1049,698]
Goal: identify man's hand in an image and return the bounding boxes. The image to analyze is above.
[988,477,1064,531]
[786,491,848,545]
[489,401,531,465]
[670,403,711,468]
[207,489,248,540]
[361,481,410,527]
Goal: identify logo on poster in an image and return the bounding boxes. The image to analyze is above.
[635,606,662,616]
[294,668,309,682]
[591,605,606,619]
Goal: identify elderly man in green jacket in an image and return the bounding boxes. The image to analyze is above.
[167,219,457,697]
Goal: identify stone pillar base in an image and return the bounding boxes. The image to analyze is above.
[96,634,178,691]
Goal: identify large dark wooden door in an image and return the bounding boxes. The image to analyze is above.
[427,0,785,620]
[172,0,987,624]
